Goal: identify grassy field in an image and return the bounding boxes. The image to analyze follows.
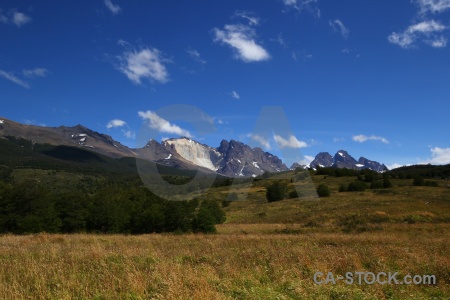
[0,172,449,299]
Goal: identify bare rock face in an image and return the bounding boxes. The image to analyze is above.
[358,157,388,172]
[158,138,288,177]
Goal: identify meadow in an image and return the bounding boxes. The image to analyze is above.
[0,172,449,299]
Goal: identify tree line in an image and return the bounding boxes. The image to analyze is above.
[0,176,225,234]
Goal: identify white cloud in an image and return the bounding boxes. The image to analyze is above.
[421,147,450,165]
[231,90,240,99]
[234,11,260,26]
[427,36,448,47]
[118,48,169,84]
[186,48,206,64]
[104,0,121,15]
[282,0,320,17]
[352,134,389,144]
[329,19,349,39]
[388,20,447,48]
[12,11,31,27]
[0,10,31,27]
[297,155,315,166]
[274,134,308,149]
[122,130,136,139]
[23,68,49,78]
[333,137,345,142]
[138,110,192,138]
[0,70,30,89]
[106,119,127,129]
[248,134,271,150]
[416,0,450,14]
[213,24,270,62]
[386,163,410,170]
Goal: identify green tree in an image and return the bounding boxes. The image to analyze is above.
[266,181,288,202]
[192,201,224,233]
[55,191,89,233]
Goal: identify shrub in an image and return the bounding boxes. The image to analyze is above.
[338,184,347,192]
[288,190,299,199]
[317,184,330,197]
[383,178,393,188]
[370,181,384,189]
[347,181,367,192]
[424,180,439,187]
[266,181,288,202]
[413,176,424,186]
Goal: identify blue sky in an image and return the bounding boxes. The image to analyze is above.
[1,0,450,168]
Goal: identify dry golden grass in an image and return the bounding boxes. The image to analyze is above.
[1,174,449,299]
[0,226,449,299]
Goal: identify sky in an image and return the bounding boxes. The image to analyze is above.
[1,0,450,169]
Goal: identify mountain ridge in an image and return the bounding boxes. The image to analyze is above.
[0,117,388,176]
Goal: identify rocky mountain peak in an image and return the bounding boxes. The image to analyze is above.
[310,152,333,168]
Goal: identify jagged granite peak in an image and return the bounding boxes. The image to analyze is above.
[358,157,388,172]
[217,139,229,153]
[333,150,358,169]
[310,152,333,168]
[215,139,288,177]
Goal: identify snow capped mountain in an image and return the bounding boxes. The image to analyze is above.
[310,152,334,169]
[333,150,358,169]
[309,150,388,172]
[214,139,288,177]
[0,117,388,176]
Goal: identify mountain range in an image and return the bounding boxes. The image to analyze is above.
[308,150,388,172]
[0,117,387,176]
